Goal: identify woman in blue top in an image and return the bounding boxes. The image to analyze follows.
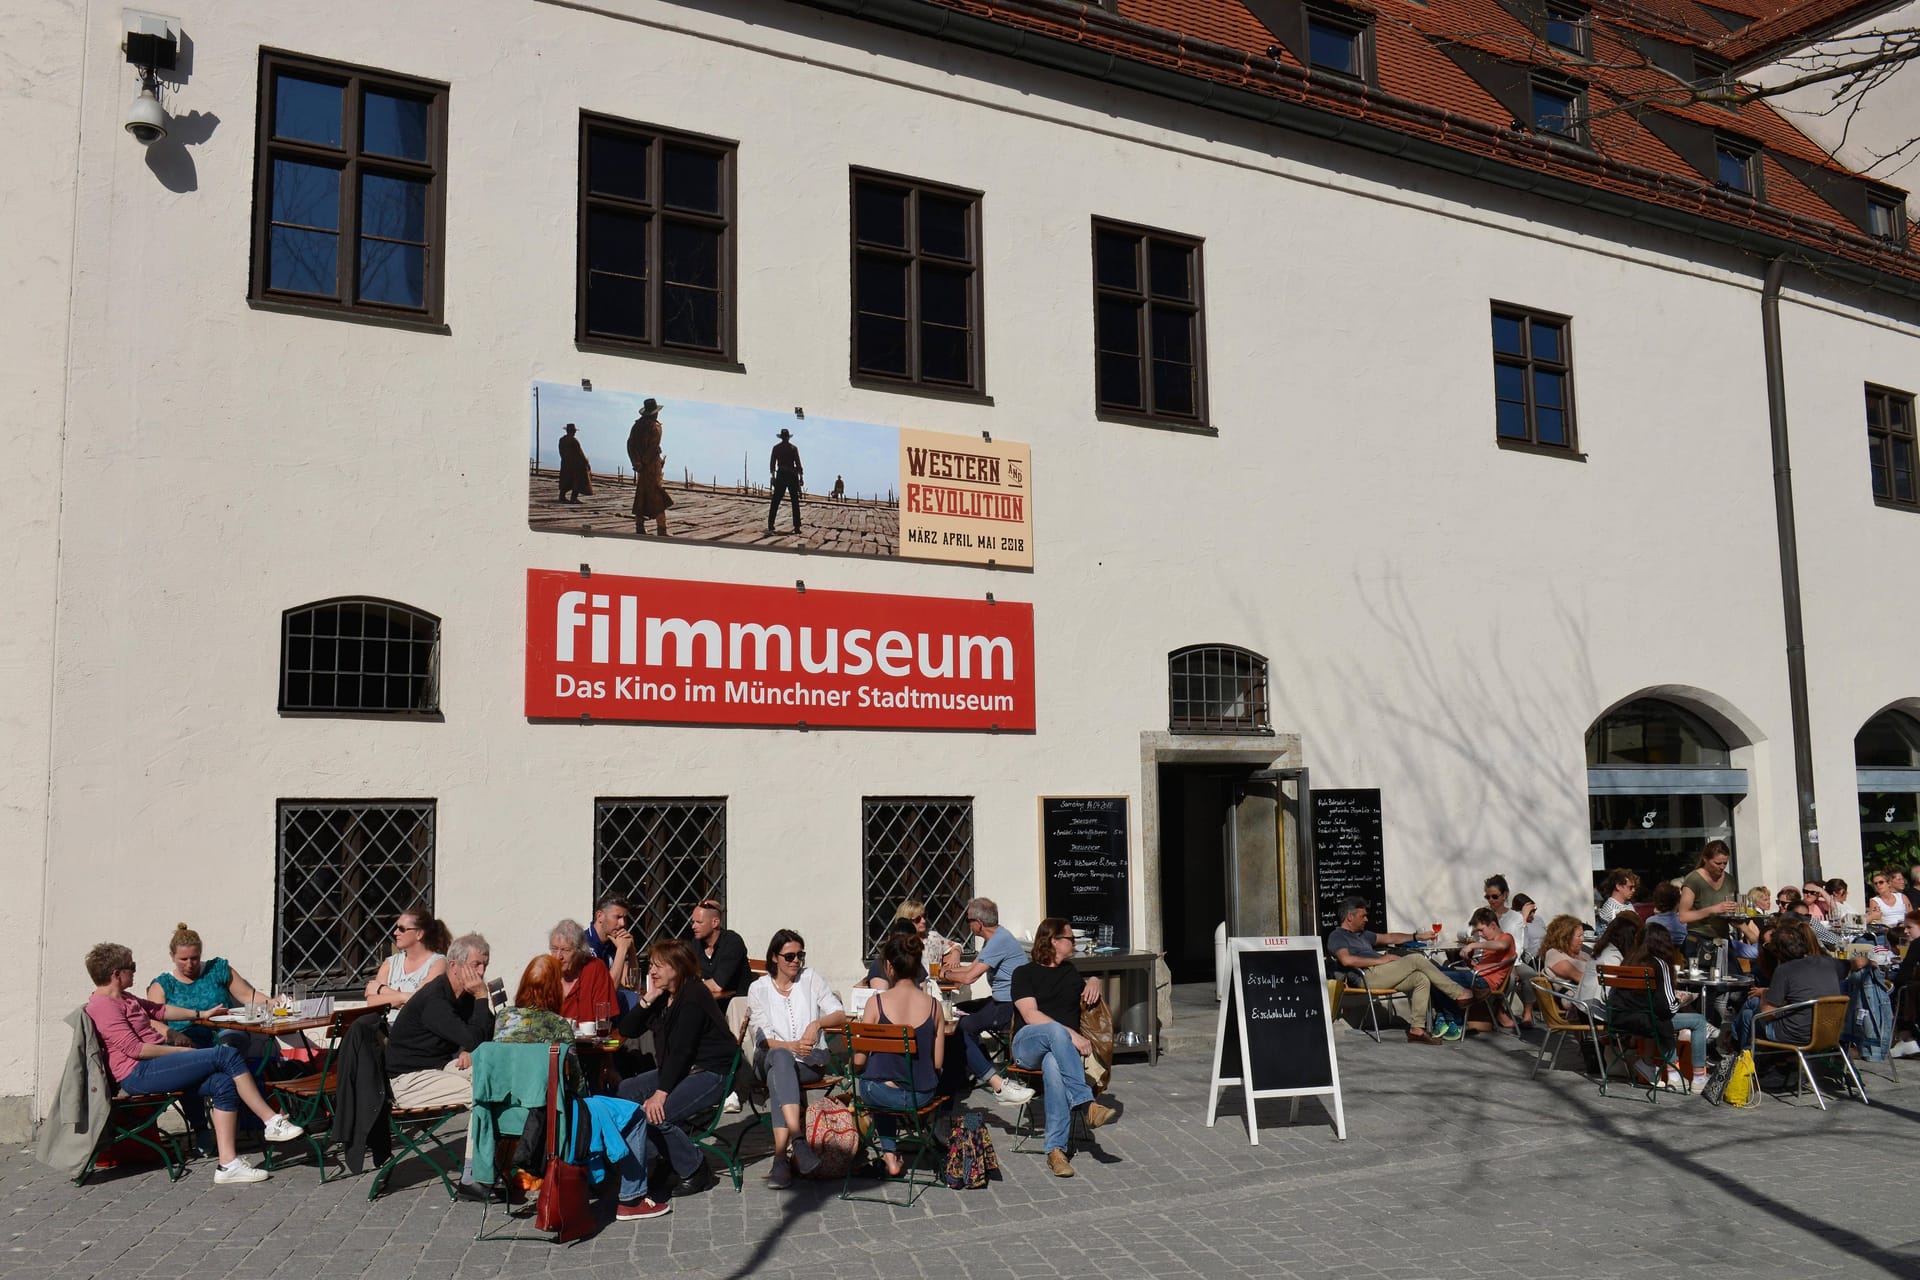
[145,923,266,1048]
[854,934,946,1177]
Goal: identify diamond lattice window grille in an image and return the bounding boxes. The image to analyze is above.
[1168,644,1272,735]
[861,797,974,956]
[281,597,441,715]
[595,799,727,948]
[276,800,435,996]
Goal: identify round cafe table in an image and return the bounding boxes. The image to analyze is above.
[1673,972,1753,1025]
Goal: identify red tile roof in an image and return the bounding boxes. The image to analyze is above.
[813,0,1919,288]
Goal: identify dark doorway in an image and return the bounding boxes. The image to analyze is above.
[1157,763,1256,983]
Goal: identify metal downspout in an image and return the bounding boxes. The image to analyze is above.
[1760,255,1821,883]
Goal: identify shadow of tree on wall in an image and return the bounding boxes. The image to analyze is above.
[1266,563,1607,921]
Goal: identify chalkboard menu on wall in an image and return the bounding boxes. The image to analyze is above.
[1040,797,1130,950]
[1311,789,1386,934]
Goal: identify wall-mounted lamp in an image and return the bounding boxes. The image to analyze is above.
[123,16,179,145]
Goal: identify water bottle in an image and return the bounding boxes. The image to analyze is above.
[1713,939,1727,980]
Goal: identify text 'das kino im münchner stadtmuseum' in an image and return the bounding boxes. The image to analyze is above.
[525,569,1035,731]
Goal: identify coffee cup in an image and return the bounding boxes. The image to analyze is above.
[579,1020,597,1036]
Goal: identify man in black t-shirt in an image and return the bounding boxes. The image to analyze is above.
[387,933,494,1108]
[690,900,749,1010]
[1010,919,1116,1177]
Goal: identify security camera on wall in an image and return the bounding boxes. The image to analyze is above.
[122,12,179,146]
[125,87,168,144]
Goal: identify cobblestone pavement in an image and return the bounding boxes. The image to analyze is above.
[7,1025,1919,1280]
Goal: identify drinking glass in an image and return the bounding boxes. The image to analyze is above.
[593,1001,614,1034]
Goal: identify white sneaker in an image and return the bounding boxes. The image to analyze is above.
[261,1114,305,1143]
[722,1091,741,1113]
[993,1080,1035,1105]
[214,1160,269,1185]
[1891,1039,1920,1059]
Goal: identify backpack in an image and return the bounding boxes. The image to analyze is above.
[1843,968,1894,1063]
[941,1110,1000,1190]
[801,1098,861,1178]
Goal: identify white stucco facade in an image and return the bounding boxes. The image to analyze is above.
[7,0,1920,1136]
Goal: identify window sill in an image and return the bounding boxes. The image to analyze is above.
[248,296,450,336]
[575,337,745,374]
[1097,408,1217,437]
[1496,436,1586,462]
[850,375,993,407]
[1873,496,1920,514]
[279,709,446,723]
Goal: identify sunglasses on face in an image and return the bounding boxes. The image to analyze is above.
[779,951,805,962]
[1484,893,1502,901]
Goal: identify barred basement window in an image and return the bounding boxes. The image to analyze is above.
[1169,645,1272,734]
[862,797,974,956]
[281,597,440,714]
[276,800,434,996]
[595,799,727,946]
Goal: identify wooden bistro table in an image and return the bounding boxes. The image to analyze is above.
[190,1011,335,1038]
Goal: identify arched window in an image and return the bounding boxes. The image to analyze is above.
[281,597,440,714]
[1855,709,1920,767]
[1586,696,1744,890]
[1168,645,1271,735]
[1856,709,1920,870]
[1585,697,1729,767]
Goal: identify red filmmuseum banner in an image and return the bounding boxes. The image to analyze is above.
[525,569,1035,731]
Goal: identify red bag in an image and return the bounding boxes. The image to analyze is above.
[802,1099,861,1178]
[532,1044,593,1242]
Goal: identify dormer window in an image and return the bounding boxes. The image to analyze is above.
[1531,80,1583,139]
[1715,138,1758,195]
[1306,11,1368,79]
[1868,193,1907,243]
[1544,1,1589,56]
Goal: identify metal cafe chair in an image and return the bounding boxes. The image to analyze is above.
[1530,977,1606,1081]
[1750,996,1868,1110]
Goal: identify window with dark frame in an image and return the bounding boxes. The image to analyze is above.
[1543,0,1590,55]
[251,51,447,322]
[1492,305,1576,451]
[281,597,439,715]
[1306,12,1366,77]
[861,798,974,956]
[1867,384,1918,509]
[1868,194,1906,243]
[578,115,736,359]
[594,798,727,947]
[851,171,983,393]
[1530,80,1583,139]
[1715,139,1758,194]
[275,800,434,996]
[1168,645,1272,734]
[1093,221,1206,425]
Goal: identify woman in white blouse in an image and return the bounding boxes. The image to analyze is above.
[747,929,847,1188]
[1867,872,1909,929]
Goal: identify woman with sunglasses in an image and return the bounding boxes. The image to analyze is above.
[362,904,450,1020]
[893,899,963,974]
[747,930,847,1188]
[82,942,304,1185]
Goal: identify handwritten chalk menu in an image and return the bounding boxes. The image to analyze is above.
[1206,937,1346,1143]
[1311,789,1386,934]
[1040,797,1130,950]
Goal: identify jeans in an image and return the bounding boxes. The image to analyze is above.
[118,1045,246,1134]
[1727,994,1763,1048]
[755,1045,827,1113]
[857,1078,936,1153]
[1012,1022,1091,1155]
[957,998,1012,1083]
[615,1067,726,1194]
[1673,1013,1710,1066]
[1436,969,1492,1013]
